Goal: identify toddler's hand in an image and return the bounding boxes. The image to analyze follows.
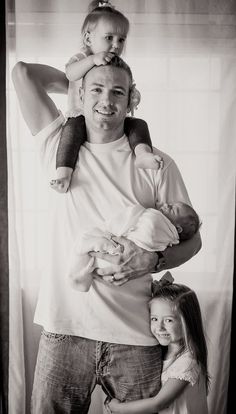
[93,52,115,66]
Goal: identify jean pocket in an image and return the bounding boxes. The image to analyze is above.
[42,330,70,343]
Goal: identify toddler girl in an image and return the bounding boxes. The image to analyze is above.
[107,274,209,413]
[51,0,162,193]
[68,201,200,291]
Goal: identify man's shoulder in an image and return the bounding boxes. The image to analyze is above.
[153,147,175,167]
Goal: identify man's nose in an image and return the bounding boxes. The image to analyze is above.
[100,91,113,105]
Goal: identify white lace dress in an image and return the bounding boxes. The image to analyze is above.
[160,351,208,414]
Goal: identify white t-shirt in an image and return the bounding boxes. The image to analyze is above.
[34,112,191,346]
[160,351,208,414]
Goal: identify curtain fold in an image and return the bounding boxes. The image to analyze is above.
[0,0,9,412]
[6,1,236,413]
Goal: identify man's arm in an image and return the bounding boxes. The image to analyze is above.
[12,62,68,135]
[155,230,202,272]
[90,232,201,286]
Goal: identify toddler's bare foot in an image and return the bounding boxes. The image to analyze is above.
[135,153,164,170]
[50,177,71,193]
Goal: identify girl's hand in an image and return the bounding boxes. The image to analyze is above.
[93,52,115,66]
[108,398,122,413]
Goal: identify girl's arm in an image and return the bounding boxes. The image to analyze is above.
[108,378,188,414]
[66,52,115,81]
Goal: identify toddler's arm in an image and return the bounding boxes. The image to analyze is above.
[108,378,188,413]
[66,52,115,82]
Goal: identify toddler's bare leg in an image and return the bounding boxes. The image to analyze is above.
[50,167,73,193]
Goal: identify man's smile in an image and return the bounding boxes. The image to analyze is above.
[95,109,115,116]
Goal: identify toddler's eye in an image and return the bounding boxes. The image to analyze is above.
[105,35,113,41]
[91,88,102,93]
[119,38,125,43]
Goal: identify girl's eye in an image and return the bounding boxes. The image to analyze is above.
[105,35,113,41]
[119,38,125,43]
[165,318,173,323]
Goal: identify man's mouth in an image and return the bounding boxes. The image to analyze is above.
[95,109,115,116]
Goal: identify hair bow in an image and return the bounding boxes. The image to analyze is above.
[98,1,115,8]
[152,271,174,296]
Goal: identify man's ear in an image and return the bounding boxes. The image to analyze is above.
[79,87,84,105]
[176,225,183,234]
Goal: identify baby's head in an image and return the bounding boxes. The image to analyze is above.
[82,1,129,56]
[159,202,200,241]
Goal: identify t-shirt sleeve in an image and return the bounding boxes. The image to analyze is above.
[164,354,201,386]
[154,156,191,208]
[35,111,65,180]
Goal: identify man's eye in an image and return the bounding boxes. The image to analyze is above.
[151,317,158,322]
[113,90,124,96]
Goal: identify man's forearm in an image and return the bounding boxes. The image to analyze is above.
[156,231,202,272]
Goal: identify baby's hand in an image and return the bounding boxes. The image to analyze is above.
[93,52,115,66]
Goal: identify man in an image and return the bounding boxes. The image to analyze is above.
[12,56,201,413]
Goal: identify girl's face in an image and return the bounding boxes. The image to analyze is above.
[86,19,127,56]
[150,298,183,346]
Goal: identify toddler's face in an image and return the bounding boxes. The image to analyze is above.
[88,19,127,56]
[150,298,183,346]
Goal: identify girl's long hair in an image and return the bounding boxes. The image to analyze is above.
[151,283,210,392]
[81,1,129,45]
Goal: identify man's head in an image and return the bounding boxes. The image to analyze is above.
[79,56,134,142]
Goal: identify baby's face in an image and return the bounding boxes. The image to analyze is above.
[159,202,188,225]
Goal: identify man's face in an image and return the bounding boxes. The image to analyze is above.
[80,65,131,140]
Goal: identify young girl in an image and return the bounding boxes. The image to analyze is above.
[51,0,163,193]
[107,275,209,414]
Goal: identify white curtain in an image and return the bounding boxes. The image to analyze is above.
[7,1,236,413]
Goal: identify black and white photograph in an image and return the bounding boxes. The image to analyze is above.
[1,1,236,413]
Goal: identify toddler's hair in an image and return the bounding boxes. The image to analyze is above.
[178,204,201,242]
[151,282,210,392]
[82,1,129,46]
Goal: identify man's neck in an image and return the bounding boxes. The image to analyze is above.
[86,125,125,144]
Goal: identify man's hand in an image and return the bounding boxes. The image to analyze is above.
[107,398,122,413]
[90,236,158,286]
[93,52,115,66]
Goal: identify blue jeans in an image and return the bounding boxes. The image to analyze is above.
[31,330,162,414]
